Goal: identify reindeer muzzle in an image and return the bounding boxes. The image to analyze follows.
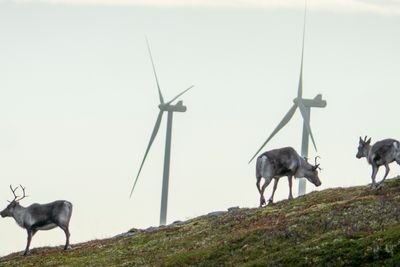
[315,180,322,187]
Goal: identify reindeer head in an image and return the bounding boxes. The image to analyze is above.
[1,185,27,218]
[356,136,371,159]
[304,156,322,187]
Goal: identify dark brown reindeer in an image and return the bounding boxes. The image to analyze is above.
[255,147,322,207]
[0,185,73,256]
[356,136,400,189]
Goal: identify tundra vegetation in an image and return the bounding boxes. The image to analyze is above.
[1,177,400,267]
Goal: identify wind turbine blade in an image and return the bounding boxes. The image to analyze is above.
[297,0,307,99]
[298,48,304,99]
[248,104,298,163]
[146,37,164,104]
[297,101,318,152]
[166,85,194,105]
[129,110,164,198]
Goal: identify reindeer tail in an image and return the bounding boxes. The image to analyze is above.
[395,141,400,164]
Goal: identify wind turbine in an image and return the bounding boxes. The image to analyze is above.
[129,38,194,226]
[249,0,326,196]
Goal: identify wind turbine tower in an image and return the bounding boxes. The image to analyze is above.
[130,38,194,225]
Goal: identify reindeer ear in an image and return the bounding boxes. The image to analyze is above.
[359,136,363,143]
[312,165,317,171]
[367,138,371,144]
[312,164,321,171]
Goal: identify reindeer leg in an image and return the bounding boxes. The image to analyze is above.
[60,226,71,250]
[24,229,33,256]
[256,176,262,195]
[371,165,378,188]
[64,228,70,250]
[288,176,293,200]
[259,177,272,207]
[268,179,279,204]
[377,163,390,190]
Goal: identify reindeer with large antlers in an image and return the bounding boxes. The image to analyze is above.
[255,147,322,207]
[0,185,73,256]
[356,136,400,189]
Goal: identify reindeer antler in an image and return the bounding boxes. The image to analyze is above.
[8,184,20,202]
[314,156,322,171]
[7,184,28,202]
[16,184,28,202]
[314,156,320,166]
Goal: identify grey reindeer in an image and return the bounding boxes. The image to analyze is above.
[356,136,400,188]
[255,147,322,207]
[0,185,73,256]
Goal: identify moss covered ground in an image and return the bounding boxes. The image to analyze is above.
[1,177,400,266]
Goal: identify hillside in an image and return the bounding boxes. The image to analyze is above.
[1,177,400,267]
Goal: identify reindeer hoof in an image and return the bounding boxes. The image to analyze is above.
[376,183,384,190]
[268,200,274,205]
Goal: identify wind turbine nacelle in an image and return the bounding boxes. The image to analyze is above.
[294,94,327,108]
[314,94,322,101]
[159,101,187,112]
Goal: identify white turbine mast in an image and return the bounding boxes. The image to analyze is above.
[129,37,194,225]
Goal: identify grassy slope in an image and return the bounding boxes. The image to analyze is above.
[1,177,400,267]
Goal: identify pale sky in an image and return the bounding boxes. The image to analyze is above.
[0,0,399,256]
[7,0,400,16]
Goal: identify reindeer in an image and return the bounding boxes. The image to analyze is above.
[356,136,400,189]
[255,147,322,207]
[0,185,73,256]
